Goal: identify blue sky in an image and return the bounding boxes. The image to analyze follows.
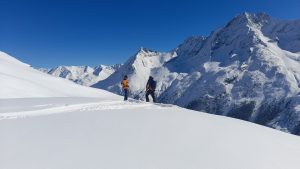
[1,0,300,68]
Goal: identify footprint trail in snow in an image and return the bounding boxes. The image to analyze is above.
[0,98,174,120]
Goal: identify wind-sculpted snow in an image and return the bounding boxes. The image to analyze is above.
[94,12,300,135]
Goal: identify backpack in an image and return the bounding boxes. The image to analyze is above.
[151,80,156,90]
[121,79,129,89]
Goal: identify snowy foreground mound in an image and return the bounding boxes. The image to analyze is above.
[1,52,300,169]
[1,98,300,169]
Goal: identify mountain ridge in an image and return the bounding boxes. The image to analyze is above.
[93,12,300,135]
[39,64,122,86]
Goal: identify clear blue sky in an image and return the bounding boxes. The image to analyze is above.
[1,0,300,68]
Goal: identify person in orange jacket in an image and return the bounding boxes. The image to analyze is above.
[121,75,129,101]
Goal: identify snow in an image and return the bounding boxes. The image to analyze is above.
[1,97,300,169]
[40,64,120,86]
[92,47,177,98]
[0,51,117,98]
[1,51,300,169]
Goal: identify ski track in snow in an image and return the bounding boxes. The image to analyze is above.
[0,99,173,120]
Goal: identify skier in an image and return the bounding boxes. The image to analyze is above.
[121,75,129,101]
[146,76,156,103]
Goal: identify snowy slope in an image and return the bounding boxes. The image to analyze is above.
[94,13,300,135]
[0,51,117,98]
[40,64,121,86]
[1,98,300,169]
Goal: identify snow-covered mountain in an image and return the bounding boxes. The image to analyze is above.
[39,64,121,86]
[93,47,177,97]
[94,12,300,135]
[1,51,300,169]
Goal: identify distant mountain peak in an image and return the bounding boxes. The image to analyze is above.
[225,12,271,30]
[124,47,163,66]
[40,64,121,86]
[137,47,158,54]
[94,64,108,70]
[235,12,270,21]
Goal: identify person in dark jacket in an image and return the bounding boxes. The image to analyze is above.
[121,75,129,101]
[146,76,156,102]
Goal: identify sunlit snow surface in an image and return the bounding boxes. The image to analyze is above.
[1,97,300,169]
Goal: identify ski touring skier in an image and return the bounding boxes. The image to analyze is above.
[121,75,129,101]
[146,76,156,103]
